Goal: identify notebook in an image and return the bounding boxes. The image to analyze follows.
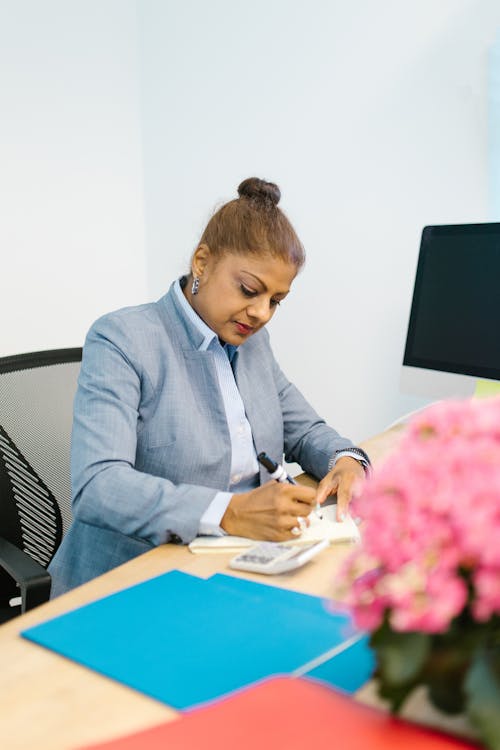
[189,504,360,553]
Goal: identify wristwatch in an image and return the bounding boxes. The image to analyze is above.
[328,447,371,475]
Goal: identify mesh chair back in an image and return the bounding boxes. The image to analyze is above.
[0,350,82,574]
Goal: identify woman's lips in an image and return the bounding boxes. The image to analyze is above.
[234,322,253,335]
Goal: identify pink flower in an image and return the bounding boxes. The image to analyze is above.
[473,567,500,621]
[336,396,500,633]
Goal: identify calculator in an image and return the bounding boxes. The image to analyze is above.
[228,539,328,575]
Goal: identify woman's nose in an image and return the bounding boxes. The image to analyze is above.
[246,298,272,322]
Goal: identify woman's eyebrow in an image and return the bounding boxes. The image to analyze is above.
[240,271,289,296]
[240,271,265,288]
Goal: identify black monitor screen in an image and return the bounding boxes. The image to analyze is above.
[403,223,500,381]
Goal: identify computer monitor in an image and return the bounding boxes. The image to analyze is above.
[401,223,500,400]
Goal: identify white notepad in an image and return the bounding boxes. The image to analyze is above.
[188,504,360,554]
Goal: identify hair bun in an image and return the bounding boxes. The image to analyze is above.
[237,177,281,207]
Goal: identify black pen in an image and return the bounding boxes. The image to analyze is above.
[257,451,323,519]
[257,452,297,484]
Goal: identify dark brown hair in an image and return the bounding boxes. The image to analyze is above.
[197,177,305,269]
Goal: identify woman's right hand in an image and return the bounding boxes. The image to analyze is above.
[220,480,317,541]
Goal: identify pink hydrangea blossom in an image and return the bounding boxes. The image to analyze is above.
[338,396,500,634]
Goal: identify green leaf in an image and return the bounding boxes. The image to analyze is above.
[376,678,418,713]
[464,648,500,750]
[426,677,465,715]
[422,640,469,715]
[371,626,431,686]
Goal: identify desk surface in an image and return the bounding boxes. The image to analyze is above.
[0,426,405,750]
[0,545,358,750]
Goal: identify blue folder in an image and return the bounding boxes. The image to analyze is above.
[208,572,356,634]
[305,634,375,693]
[208,574,372,692]
[22,570,369,709]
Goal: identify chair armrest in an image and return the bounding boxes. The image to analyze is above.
[0,537,51,613]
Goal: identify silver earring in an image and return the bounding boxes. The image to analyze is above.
[191,275,200,295]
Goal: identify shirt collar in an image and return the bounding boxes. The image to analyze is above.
[173,278,238,362]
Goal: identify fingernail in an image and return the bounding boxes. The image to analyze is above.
[339,512,346,521]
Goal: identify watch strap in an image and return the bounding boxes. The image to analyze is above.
[328,447,371,475]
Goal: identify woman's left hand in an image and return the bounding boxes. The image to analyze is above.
[314,456,365,521]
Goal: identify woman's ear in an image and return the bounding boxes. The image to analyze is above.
[192,244,211,277]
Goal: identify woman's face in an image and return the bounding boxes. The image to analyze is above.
[188,248,297,345]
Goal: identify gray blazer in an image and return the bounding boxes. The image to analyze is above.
[49,281,354,595]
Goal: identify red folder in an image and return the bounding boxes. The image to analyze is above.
[78,676,478,750]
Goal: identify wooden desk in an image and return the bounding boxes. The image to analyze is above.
[0,544,357,750]
[0,426,405,750]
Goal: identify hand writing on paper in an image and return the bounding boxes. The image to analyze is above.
[314,457,365,522]
[221,481,317,541]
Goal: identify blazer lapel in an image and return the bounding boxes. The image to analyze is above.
[157,284,231,465]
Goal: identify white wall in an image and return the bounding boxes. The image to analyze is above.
[138,0,500,442]
[0,0,147,357]
[2,1,499,446]
[489,30,500,219]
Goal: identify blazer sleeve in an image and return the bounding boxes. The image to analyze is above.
[271,351,355,480]
[71,314,220,546]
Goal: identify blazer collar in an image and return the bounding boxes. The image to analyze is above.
[156,280,206,351]
[158,279,238,362]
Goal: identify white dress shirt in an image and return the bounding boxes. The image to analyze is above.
[173,280,259,535]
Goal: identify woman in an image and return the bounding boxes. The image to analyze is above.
[49,177,370,596]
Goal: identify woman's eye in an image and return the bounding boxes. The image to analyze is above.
[240,285,257,298]
[240,284,282,307]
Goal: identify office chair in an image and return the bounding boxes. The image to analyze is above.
[0,348,82,622]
